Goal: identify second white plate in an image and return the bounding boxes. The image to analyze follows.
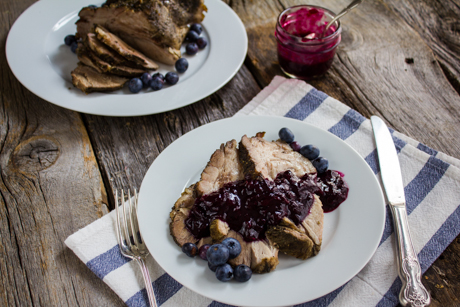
[6,0,247,116]
[138,116,386,307]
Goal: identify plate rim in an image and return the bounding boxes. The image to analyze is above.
[137,115,386,307]
[5,0,248,116]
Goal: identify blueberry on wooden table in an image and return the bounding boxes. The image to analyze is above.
[279,127,295,143]
[300,145,320,160]
[215,263,233,282]
[190,23,203,35]
[181,243,198,257]
[128,78,143,93]
[175,58,189,73]
[186,42,199,55]
[312,157,329,174]
[234,264,252,282]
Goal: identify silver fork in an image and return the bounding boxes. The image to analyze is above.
[115,189,158,307]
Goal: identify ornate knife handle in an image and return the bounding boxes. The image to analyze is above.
[390,205,431,306]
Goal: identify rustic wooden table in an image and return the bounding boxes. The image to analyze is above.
[1,0,459,306]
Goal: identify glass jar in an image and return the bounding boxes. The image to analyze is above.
[275,5,342,80]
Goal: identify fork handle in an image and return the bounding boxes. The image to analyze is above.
[135,257,158,307]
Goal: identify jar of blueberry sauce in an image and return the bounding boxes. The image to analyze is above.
[275,5,342,80]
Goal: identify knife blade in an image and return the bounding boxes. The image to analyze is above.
[371,116,430,307]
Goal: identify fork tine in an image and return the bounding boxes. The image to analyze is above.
[133,189,145,246]
[128,189,141,247]
[115,190,128,255]
[122,189,135,251]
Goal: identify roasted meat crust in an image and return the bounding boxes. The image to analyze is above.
[71,63,129,93]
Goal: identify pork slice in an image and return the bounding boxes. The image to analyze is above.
[169,185,199,247]
[196,139,244,197]
[76,0,206,65]
[86,33,134,66]
[209,219,230,242]
[239,134,316,181]
[87,51,147,77]
[250,240,279,273]
[77,52,103,73]
[71,63,128,93]
[266,226,315,260]
[197,237,212,249]
[95,26,159,70]
[299,195,324,255]
[170,184,195,221]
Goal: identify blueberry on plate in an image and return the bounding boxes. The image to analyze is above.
[206,244,229,266]
[87,4,98,8]
[64,34,76,46]
[312,157,329,174]
[234,264,252,282]
[190,23,203,35]
[221,237,241,259]
[290,141,301,152]
[70,41,78,54]
[152,72,165,82]
[199,244,211,260]
[181,243,198,257]
[196,37,208,49]
[186,42,199,55]
[175,58,189,73]
[208,261,219,272]
[150,76,164,91]
[140,72,152,88]
[165,72,179,85]
[215,263,233,282]
[185,30,200,42]
[300,144,320,160]
[128,78,143,93]
[279,127,294,143]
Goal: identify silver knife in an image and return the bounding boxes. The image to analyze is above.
[371,116,431,307]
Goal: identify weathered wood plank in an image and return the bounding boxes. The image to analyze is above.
[0,1,125,306]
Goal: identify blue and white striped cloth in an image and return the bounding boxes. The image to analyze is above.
[65,76,460,307]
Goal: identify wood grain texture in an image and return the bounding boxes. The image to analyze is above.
[0,1,124,306]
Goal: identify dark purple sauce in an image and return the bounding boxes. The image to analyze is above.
[315,170,349,213]
[275,6,342,80]
[185,170,348,242]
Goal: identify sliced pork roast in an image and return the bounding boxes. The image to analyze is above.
[71,63,129,93]
[169,133,324,273]
[76,0,207,65]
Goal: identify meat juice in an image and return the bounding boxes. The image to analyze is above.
[275,5,342,80]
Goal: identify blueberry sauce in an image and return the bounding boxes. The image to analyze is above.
[316,170,349,213]
[185,170,348,242]
[275,6,342,80]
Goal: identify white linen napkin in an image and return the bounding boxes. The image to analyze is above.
[65,76,460,307]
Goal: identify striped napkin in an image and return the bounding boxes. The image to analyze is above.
[65,76,460,307]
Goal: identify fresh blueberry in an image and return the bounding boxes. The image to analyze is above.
[215,263,233,282]
[87,4,98,8]
[190,23,203,35]
[290,141,301,152]
[70,41,78,54]
[64,34,76,46]
[140,72,152,88]
[181,243,198,257]
[152,72,165,82]
[312,157,329,174]
[279,127,295,143]
[221,238,241,259]
[165,72,179,85]
[196,37,208,49]
[300,145,320,160]
[186,42,199,55]
[234,264,252,282]
[206,244,229,266]
[208,261,219,272]
[186,30,200,42]
[175,58,189,73]
[199,244,211,260]
[128,78,143,93]
[150,76,164,91]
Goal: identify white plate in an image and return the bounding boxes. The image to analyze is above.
[6,0,247,116]
[138,116,385,307]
